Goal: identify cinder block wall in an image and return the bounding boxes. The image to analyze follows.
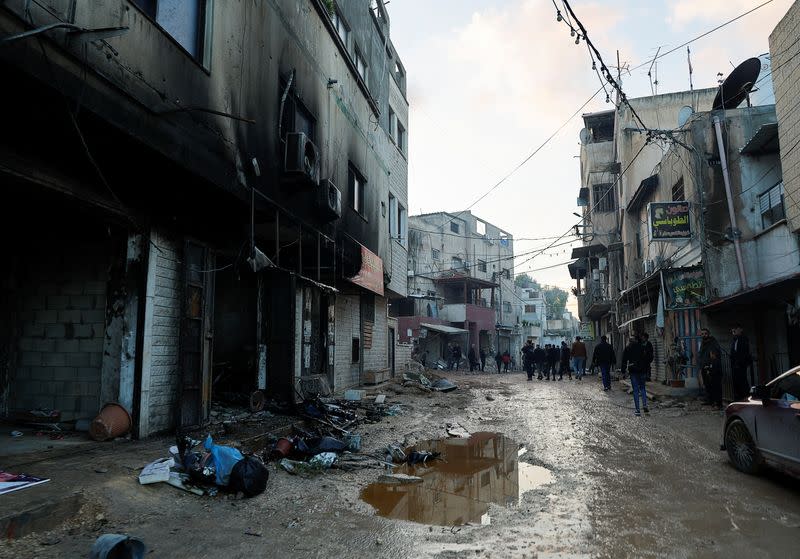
[363,296,389,373]
[334,294,361,391]
[770,1,800,231]
[11,244,108,421]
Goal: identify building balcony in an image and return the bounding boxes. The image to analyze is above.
[577,286,613,321]
[440,303,496,329]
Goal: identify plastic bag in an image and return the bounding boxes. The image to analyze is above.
[204,435,244,486]
[228,455,269,497]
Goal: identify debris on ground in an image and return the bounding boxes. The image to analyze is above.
[446,423,470,438]
[89,534,146,559]
[0,470,50,495]
[377,473,423,484]
[138,458,174,485]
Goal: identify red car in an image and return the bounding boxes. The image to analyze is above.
[721,366,800,475]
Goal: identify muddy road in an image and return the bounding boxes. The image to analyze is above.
[4,372,800,558]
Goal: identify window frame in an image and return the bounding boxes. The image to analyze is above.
[432,248,441,261]
[131,0,213,69]
[592,182,617,213]
[348,163,367,218]
[354,46,369,88]
[330,6,350,49]
[524,304,536,314]
[759,181,785,230]
[451,256,463,270]
[503,301,512,314]
[477,259,487,273]
[450,222,460,234]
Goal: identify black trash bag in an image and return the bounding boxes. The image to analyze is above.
[228,455,269,497]
[184,451,216,485]
[314,436,348,453]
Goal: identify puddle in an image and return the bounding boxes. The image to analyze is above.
[361,432,553,526]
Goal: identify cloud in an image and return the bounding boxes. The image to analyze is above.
[667,0,793,33]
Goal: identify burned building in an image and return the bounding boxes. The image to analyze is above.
[0,0,408,437]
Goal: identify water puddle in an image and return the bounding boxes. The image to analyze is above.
[361,432,553,526]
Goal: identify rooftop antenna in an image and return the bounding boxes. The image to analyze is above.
[647,46,661,96]
[687,46,694,91]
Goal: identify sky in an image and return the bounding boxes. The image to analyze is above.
[385,0,793,313]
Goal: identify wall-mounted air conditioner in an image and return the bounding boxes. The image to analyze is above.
[316,178,342,221]
[284,132,320,185]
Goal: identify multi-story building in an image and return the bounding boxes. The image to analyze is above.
[516,285,546,345]
[571,42,800,388]
[396,211,517,362]
[0,0,408,436]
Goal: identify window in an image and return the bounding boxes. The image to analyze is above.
[635,232,642,259]
[389,109,406,153]
[502,268,510,280]
[388,194,407,246]
[432,248,441,260]
[451,257,463,270]
[351,338,360,363]
[503,302,512,313]
[760,182,785,229]
[330,7,350,48]
[524,304,536,313]
[528,291,539,299]
[672,177,685,201]
[355,47,368,87]
[348,164,366,216]
[279,80,316,142]
[450,222,460,234]
[477,260,487,273]
[770,372,800,401]
[132,0,211,64]
[476,220,486,236]
[397,121,406,154]
[592,183,617,212]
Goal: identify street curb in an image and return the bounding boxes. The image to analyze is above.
[1,490,84,540]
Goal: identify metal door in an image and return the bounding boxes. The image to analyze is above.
[179,241,214,429]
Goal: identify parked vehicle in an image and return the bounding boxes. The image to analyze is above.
[721,366,800,476]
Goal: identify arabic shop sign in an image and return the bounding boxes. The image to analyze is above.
[649,202,691,241]
[663,266,706,309]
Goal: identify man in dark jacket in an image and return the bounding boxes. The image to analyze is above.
[698,328,722,408]
[479,347,487,372]
[468,344,478,373]
[730,324,752,401]
[533,344,546,379]
[591,335,617,391]
[641,333,655,381]
[559,341,572,380]
[621,333,649,416]
[546,344,559,381]
[494,350,503,374]
[522,341,535,381]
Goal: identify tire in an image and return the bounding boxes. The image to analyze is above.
[725,419,762,474]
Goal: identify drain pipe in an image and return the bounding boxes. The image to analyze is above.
[712,115,748,290]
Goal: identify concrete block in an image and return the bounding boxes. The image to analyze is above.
[28,366,52,381]
[46,295,70,310]
[25,295,46,310]
[95,295,106,309]
[54,395,79,411]
[81,309,105,324]
[60,282,84,295]
[52,367,77,381]
[20,352,42,367]
[41,353,67,367]
[33,339,56,353]
[55,339,81,353]
[45,324,66,338]
[23,323,46,338]
[78,395,100,414]
[72,324,95,339]
[65,353,91,367]
[79,339,103,353]
[17,338,34,352]
[57,310,81,323]
[89,352,103,367]
[70,295,94,309]
[77,367,100,381]
[34,310,58,324]
[83,281,106,295]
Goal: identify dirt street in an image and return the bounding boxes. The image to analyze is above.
[3,371,800,558]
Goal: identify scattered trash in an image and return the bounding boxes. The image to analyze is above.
[138,458,174,485]
[374,394,386,404]
[11,408,61,431]
[228,455,269,497]
[407,451,440,465]
[244,530,263,538]
[280,458,321,476]
[385,404,403,416]
[432,379,458,392]
[89,534,146,559]
[10,430,23,438]
[485,394,496,401]
[204,435,244,486]
[446,424,470,438]
[75,418,91,432]
[377,473,423,484]
[315,435,348,453]
[272,437,294,459]
[385,444,407,463]
[89,403,132,441]
[0,470,50,495]
[344,434,362,452]
[94,467,109,474]
[166,472,205,496]
[344,389,366,401]
[309,452,337,468]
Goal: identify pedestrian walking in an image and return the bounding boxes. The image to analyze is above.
[452,344,462,371]
[621,333,649,416]
[571,336,587,379]
[559,341,571,380]
[502,351,511,373]
[533,344,546,379]
[468,344,478,373]
[698,328,723,408]
[546,344,559,381]
[479,347,487,372]
[522,340,535,381]
[495,350,503,373]
[641,333,654,381]
[591,335,616,391]
[730,324,752,401]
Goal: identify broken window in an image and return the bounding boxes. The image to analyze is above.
[760,182,785,229]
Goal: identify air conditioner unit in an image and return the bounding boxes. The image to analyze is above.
[643,259,655,275]
[284,132,320,185]
[316,178,341,221]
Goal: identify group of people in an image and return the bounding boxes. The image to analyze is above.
[692,324,752,409]
[520,337,590,381]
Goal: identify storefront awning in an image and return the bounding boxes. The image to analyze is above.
[703,273,800,311]
[570,243,607,259]
[420,323,469,335]
[617,313,656,332]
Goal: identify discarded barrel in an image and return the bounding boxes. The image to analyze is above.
[90,403,132,441]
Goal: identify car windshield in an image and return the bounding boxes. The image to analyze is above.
[769,372,800,401]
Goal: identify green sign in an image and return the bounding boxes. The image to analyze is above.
[664,266,706,309]
[649,202,691,240]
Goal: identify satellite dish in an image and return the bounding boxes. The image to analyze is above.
[712,57,761,111]
[677,106,694,127]
[579,128,590,145]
